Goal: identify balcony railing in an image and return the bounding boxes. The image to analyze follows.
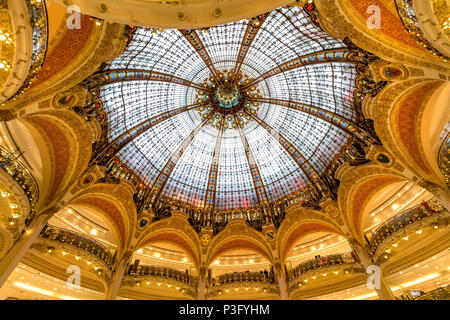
[12,0,49,96]
[0,146,39,210]
[287,253,356,282]
[127,265,198,287]
[206,271,279,299]
[209,271,276,287]
[416,286,450,300]
[395,0,449,60]
[40,225,115,269]
[438,131,449,188]
[26,0,48,72]
[367,199,444,255]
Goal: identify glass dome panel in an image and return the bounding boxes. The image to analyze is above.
[96,5,366,214]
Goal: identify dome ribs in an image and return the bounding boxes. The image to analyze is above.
[179,29,221,82]
[233,113,270,209]
[232,12,270,83]
[148,112,215,205]
[242,48,365,90]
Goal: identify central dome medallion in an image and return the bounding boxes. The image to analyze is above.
[196,70,261,130]
[214,84,241,110]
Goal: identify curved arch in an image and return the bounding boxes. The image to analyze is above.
[411,0,450,58]
[281,224,343,264]
[3,14,125,113]
[53,203,122,250]
[67,182,137,256]
[350,176,406,235]
[18,110,94,210]
[135,214,202,268]
[206,221,274,267]
[0,0,41,103]
[277,206,344,263]
[366,79,448,187]
[208,239,272,267]
[418,82,450,184]
[316,0,450,73]
[47,0,292,29]
[337,164,409,240]
[137,232,199,268]
[390,80,447,182]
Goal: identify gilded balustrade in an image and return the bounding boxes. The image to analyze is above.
[438,132,449,188]
[11,0,49,97]
[367,199,444,256]
[0,145,38,211]
[206,271,278,298]
[209,271,276,287]
[287,253,356,283]
[416,285,450,300]
[40,225,115,269]
[127,265,198,287]
[394,0,449,60]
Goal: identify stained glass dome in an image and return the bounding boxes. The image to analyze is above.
[89,5,375,223]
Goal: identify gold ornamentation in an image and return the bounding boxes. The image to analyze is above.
[201,233,211,247]
[315,0,450,74]
[325,205,340,219]
[264,226,277,242]
[3,21,126,113]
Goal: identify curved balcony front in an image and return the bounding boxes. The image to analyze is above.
[415,285,450,300]
[395,0,450,59]
[126,265,197,286]
[438,132,449,187]
[1,0,48,103]
[0,145,39,249]
[206,271,279,299]
[0,145,38,212]
[287,253,360,289]
[38,225,115,270]
[367,199,446,259]
[122,265,198,299]
[287,253,367,299]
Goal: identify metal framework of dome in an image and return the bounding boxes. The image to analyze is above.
[84,5,381,232]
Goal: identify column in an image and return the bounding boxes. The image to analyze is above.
[274,263,289,300]
[376,276,396,300]
[105,252,131,300]
[0,211,53,288]
[196,266,207,300]
[350,239,395,300]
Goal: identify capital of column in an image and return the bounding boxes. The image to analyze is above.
[348,237,372,268]
[122,249,134,262]
[31,204,62,223]
[34,209,56,224]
